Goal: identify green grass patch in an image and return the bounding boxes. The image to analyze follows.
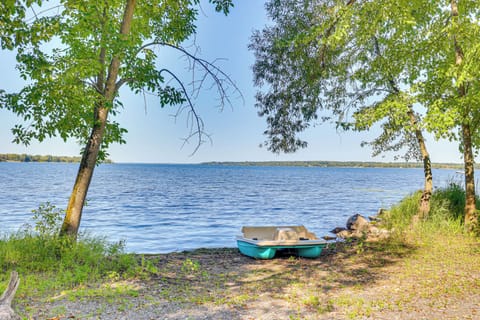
[0,203,139,302]
[326,183,480,318]
[382,183,474,236]
[0,233,138,300]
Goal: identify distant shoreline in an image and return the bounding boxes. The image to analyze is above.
[0,153,112,163]
[202,161,467,170]
[0,154,466,169]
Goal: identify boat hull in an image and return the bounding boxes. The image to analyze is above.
[237,239,326,259]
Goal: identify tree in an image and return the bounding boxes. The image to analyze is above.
[348,0,480,228]
[415,0,480,231]
[0,0,237,237]
[250,0,434,216]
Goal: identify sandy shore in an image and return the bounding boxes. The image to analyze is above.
[16,240,480,319]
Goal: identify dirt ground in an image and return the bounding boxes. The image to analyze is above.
[16,240,480,320]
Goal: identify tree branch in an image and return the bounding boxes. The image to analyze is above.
[159,68,210,155]
[122,40,244,109]
[114,40,242,154]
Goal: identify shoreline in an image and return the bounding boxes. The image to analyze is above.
[1,155,467,169]
[201,160,466,169]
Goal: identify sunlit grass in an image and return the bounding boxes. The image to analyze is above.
[0,202,139,305]
[384,182,471,236]
[0,232,138,300]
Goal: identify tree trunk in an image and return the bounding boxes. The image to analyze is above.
[374,34,434,218]
[408,109,432,218]
[462,123,478,231]
[60,106,109,236]
[60,0,137,237]
[451,0,478,232]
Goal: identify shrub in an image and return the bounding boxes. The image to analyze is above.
[382,190,422,232]
[0,203,138,293]
[385,183,476,236]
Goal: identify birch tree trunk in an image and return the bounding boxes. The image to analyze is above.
[462,122,477,231]
[407,109,432,218]
[451,0,477,232]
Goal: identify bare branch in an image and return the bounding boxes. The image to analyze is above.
[159,68,211,155]
[117,40,242,154]
[131,40,244,109]
[25,5,63,23]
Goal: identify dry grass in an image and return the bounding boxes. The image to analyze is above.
[126,231,479,319]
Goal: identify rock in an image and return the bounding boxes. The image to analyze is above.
[336,230,353,239]
[0,271,19,320]
[336,213,391,242]
[330,227,347,234]
[346,214,370,232]
[322,235,337,241]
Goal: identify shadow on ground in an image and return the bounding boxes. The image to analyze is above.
[140,238,418,319]
[14,239,418,320]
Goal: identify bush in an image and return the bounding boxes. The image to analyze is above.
[0,203,138,292]
[382,190,422,231]
[385,183,476,236]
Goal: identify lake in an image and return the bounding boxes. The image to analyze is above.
[0,162,460,253]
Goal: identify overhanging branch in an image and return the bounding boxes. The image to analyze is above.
[122,40,244,109]
[115,40,243,155]
[159,68,210,155]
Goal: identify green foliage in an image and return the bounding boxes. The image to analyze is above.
[250,0,424,158]
[430,183,467,222]
[250,0,325,153]
[181,258,201,273]
[208,0,234,15]
[383,191,422,231]
[203,160,468,169]
[0,0,42,50]
[0,153,113,163]
[384,183,477,234]
[251,0,480,162]
[0,202,137,294]
[0,232,136,281]
[30,202,64,237]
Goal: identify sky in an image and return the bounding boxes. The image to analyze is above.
[0,0,464,164]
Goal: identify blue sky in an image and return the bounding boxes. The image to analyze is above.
[0,0,463,163]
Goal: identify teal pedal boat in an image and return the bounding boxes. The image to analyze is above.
[237,225,327,259]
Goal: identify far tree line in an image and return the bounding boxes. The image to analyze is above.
[0,153,113,163]
[204,161,470,170]
[0,153,80,163]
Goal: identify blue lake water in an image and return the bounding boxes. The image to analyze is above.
[0,162,461,253]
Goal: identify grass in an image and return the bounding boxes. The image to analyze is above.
[316,183,480,318]
[0,232,139,299]
[383,182,470,235]
[0,202,140,309]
